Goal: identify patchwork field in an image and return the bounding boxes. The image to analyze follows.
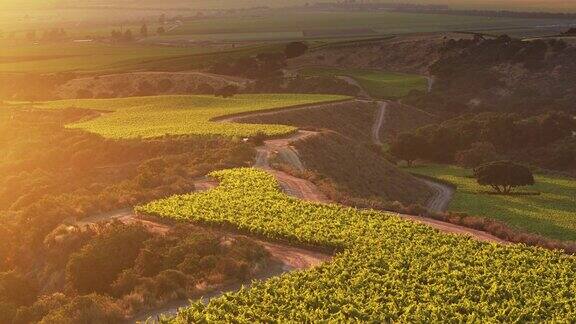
[0,42,279,73]
[409,164,576,241]
[167,10,575,40]
[27,94,348,139]
[138,168,576,322]
[300,67,427,99]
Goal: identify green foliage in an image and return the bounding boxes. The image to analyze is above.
[284,41,309,58]
[38,294,123,324]
[389,132,427,166]
[138,168,576,322]
[455,141,499,168]
[474,161,535,193]
[300,67,427,99]
[410,164,576,241]
[28,94,348,139]
[66,223,151,294]
[387,112,576,170]
[0,271,37,307]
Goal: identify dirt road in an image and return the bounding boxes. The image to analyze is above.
[248,127,503,244]
[372,101,387,145]
[420,178,455,213]
[223,97,496,243]
[134,234,330,323]
[336,75,370,99]
[251,130,329,203]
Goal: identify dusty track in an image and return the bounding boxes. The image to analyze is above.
[356,83,453,212]
[249,126,503,244]
[226,91,500,243]
[336,76,370,99]
[371,101,387,145]
[420,178,455,213]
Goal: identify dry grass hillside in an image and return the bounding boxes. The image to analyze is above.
[383,102,438,140]
[56,72,246,99]
[292,131,433,205]
[289,33,473,75]
[236,100,378,143]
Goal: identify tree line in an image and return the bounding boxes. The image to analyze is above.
[389,111,575,172]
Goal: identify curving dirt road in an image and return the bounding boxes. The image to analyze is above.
[222,96,499,243]
[248,127,503,244]
[356,83,453,212]
[336,75,370,99]
[250,130,330,203]
[420,178,455,213]
[71,91,510,323]
[371,101,387,146]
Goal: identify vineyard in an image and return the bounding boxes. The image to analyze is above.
[410,164,576,241]
[29,94,348,139]
[138,168,576,322]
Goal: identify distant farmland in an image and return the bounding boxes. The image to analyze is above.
[166,10,576,40]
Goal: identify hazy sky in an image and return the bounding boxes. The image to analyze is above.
[3,0,576,12]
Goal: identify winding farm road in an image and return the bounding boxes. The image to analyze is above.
[371,101,387,146]
[420,178,455,213]
[249,129,504,244]
[221,106,503,243]
[69,78,507,323]
[336,75,370,99]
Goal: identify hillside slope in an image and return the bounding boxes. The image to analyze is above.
[293,132,433,205]
[289,33,471,74]
[237,100,377,143]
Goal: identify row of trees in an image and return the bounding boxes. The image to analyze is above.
[109,24,166,43]
[208,42,309,79]
[389,112,575,170]
[25,28,67,42]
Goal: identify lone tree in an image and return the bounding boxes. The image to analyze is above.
[473,161,534,194]
[284,41,308,58]
[389,133,426,167]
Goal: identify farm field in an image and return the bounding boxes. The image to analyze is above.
[0,42,245,73]
[138,168,576,322]
[167,10,576,39]
[409,164,576,241]
[26,94,348,139]
[0,42,289,73]
[300,67,427,99]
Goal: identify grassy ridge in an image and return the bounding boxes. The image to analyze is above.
[409,164,576,241]
[300,67,427,99]
[28,94,348,139]
[137,168,576,322]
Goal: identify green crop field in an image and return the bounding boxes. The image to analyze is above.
[300,67,427,99]
[168,10,575,40]
[0,42,289,73]
[409,164,576,241]
[137,168,576,322]
[26,94,348,139]
[0,42,233,73]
